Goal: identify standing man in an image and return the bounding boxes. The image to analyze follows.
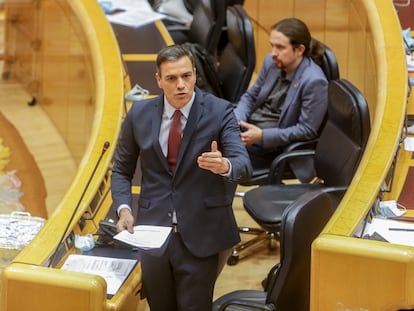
[111,44,252,311]
[235,17,328,182]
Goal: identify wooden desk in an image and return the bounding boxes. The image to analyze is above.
[0,1,169,311]
[2,246,142,311]
[111,20,174,95]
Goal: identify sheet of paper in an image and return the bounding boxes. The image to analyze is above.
[61,254,138,295]
[101,0,166,28]
[114,225,172,249]
[407,54,414,72]
[365,217,414,247]
[404,136,414,151]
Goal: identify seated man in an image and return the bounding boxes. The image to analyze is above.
[234,17,328,182]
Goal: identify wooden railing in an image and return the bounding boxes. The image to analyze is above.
[0,0,409,310]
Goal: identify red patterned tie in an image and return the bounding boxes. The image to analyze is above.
[167,110,182,173]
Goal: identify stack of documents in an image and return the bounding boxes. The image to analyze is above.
[61,254,137,295]
[407,55,414,73]
[365,217,414,247]
[100,0,166,28]
[114,225,172,249]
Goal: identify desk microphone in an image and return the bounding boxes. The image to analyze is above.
[48,141,110,267]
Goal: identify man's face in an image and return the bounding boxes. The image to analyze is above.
[156,56,196,109]
[269,30,305,75]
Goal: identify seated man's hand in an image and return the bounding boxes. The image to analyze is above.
[197,141,230,175]
[239,121,263,146]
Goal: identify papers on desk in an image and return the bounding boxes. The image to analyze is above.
[100,0,166,28]
[61,254,138,296]
[407,55,414,72]
[114,225,172,249]
[365,217,414,247]
[404,136,414,151]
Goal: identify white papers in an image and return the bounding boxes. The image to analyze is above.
[365,217,414,247]
[407,54,414,72]
[61,254,137,295]
[114,225,172,249]
[101,0,166,28]
[404,136,414,151]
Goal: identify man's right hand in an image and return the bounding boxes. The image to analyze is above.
[239,120,263,146]
[117,208,134,233]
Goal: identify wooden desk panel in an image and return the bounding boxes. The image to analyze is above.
[111,20,173,95]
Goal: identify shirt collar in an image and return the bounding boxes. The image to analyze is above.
[281,70,293,82]
[163,92,195,119]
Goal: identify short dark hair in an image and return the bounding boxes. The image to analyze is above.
[156,44,195,75]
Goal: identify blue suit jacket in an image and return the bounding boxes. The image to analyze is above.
[111,89,252,257]
[234,55,328,181]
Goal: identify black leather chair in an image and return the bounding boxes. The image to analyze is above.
[228,78,371,265]
[213,190,335,311]
[237,39,340,189]
[215,4,256,102]
[166,0,226,55]
[316,39,340,81]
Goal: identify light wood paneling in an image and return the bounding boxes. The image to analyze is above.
[0,0,409,310]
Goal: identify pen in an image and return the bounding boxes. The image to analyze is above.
[388,228,414,232]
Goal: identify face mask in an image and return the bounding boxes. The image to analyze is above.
[377,200,406,218]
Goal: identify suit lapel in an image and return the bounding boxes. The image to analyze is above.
[151,97,170,172]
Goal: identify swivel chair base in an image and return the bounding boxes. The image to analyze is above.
[227,227,279,265]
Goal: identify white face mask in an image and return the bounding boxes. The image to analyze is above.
[377,200,406,218]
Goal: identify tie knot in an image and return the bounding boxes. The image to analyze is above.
[173,109,182,119]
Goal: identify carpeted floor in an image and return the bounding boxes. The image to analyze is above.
[0,112,47,218]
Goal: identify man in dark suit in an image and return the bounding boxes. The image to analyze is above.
[235,18,328,182]
[111,44,252,311]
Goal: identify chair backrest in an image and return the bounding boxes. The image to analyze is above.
[183,0,198,13]
[312,38,340,81]
[315,79,371,187]
[188,0,226,54]
[216,4,256,102]
[266,190,335,311]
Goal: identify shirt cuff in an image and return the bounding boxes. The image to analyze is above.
[220,158,232,177]
[117,204,132,217]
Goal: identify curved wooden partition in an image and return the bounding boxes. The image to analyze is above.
[0,0,131,310]
[1,0,124,262]
[0,0,409,310]
[242,0,408,310]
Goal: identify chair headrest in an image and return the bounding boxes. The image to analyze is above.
[328,79,370,148]
[311,38,340,81]
[226,5,255,64]
[189,0,226,53]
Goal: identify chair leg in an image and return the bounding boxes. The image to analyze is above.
[227,229,279,265]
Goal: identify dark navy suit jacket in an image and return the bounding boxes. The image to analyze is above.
[111,88,252,257]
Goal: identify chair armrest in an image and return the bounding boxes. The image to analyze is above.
[322,186,349,208]
[268,149,316,184]
[262,262,281,291]
[283,138,319,153]
[218,299,275,311]
[165,24,190,32]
